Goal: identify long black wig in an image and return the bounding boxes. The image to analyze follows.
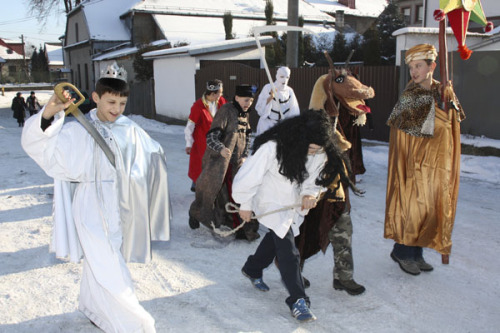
[252,109,359,193]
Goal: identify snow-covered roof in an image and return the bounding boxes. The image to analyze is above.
[0,45,23,60]
[92,40,169,61]
[73,0,334,45]
[129,0,334,23]
[393,27,487,38]
[0,38,22,45]
[142,36,275,59]
[306,0,388,18]
[153,14,334,46]
[93,46,137,61]
[45,44,63,66]
[80,0,139,41]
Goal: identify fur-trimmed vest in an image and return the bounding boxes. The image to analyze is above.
[387,80,465,137]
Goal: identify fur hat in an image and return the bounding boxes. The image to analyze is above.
[235,84,256,98]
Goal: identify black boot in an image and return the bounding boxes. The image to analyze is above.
[333,279,366,295]
[391,243,420,275]
[414,247,433,272]
[189,214,200,229]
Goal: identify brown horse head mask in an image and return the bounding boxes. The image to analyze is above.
[309,53,375,123]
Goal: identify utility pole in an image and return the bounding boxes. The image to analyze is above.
[20,34,30,82]
[286,0,299,68]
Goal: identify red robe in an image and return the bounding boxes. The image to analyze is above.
[188,96,227,182]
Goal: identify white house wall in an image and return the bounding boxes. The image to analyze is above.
[66,10,89,46]
[394,29,487,65]
[195,48,263,68]
[154,56,196,120]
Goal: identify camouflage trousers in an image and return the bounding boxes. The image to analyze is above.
[328,212,354,281]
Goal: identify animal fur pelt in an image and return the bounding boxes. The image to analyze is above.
[387,79,465,137]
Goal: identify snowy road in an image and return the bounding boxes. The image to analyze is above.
[0,102,499,332]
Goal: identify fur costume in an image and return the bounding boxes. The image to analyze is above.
[189,101,252,231]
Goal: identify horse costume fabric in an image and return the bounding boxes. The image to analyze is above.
[296,67,374,263]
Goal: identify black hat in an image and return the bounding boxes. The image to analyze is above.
[235,84,256,98]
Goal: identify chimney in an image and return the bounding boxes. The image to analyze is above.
[336,10,345,31]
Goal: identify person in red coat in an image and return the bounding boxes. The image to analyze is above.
[184,80,227,191]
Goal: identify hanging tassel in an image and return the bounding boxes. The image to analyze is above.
[457,44,472,60]
[485,22,494,33]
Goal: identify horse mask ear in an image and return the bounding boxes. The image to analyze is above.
[322,70,340,117]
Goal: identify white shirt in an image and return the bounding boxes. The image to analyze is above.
[232,141,326,238]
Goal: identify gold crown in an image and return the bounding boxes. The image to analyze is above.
[100,61,127,82]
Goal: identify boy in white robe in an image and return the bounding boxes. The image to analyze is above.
[21,62,170,332]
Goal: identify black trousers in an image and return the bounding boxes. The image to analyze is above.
[393,242,424,260]
[242,227,308,309]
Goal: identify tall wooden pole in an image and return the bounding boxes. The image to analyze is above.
[286,0,299,68]
[438,17,450,265]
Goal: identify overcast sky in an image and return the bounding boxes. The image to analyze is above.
[0,0,66,47]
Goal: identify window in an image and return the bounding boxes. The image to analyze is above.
[84,63,89,91]
[75,23,79,42]
[416,5,424,24]
[402,7,411,25]
[6,49,13,54]
[77,64,81,89]
[8,66,16,74]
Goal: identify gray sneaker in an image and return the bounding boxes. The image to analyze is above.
[391,251,421,275]
[416,257,434,272]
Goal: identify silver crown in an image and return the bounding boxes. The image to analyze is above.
[206,82,222,91]
[100,61,127,82]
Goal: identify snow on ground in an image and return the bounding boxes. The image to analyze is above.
[0,90,499,332]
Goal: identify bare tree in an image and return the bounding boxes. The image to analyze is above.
[28,0,81,18]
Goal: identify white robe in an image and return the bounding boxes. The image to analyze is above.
[255,83,300,135]
[232,141,326,239]
[21,108,169,333]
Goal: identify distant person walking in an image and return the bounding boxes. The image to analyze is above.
[11,92,27,127]
[26,91,42,116]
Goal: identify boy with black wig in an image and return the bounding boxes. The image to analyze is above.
[21,62,170,332]
[233,109,352,323]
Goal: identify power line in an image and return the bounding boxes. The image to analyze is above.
[0,16,40,26]
[0,29,62,36]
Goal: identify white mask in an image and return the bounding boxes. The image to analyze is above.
[276,66,291,90]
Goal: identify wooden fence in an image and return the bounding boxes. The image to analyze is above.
[126,79,155,119]
[195,62,399,142]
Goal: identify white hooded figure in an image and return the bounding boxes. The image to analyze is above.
[255,66,300,135]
